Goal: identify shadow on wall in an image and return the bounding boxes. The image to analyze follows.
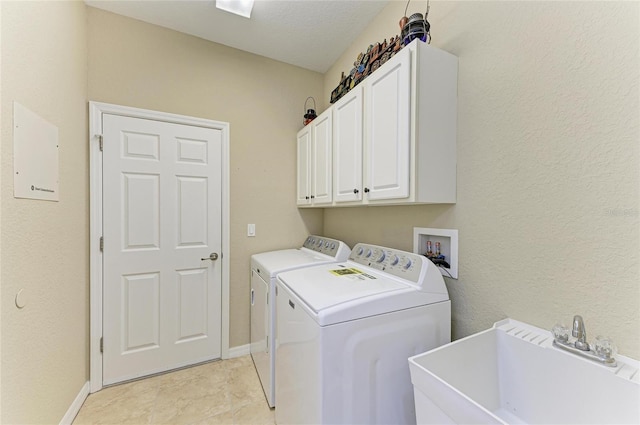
[323,204,455,251]
[298,208,325,235]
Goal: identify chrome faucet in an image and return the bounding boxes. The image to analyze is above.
[552,315,617,367]
[572,315,590,351]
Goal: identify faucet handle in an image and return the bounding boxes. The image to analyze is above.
[572,315,585,339]
[552,323,570,342]
[572,315,590,350]
[594,336,617,360]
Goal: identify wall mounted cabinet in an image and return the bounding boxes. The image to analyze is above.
[333,85,363,204]
[296,109,332,206]
[298,39,458,208]
[364,46,412,202]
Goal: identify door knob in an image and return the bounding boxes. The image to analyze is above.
[201,252,219,261]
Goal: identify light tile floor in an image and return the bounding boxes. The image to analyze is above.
[73,355,275,425]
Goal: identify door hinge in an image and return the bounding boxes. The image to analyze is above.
[99,236,104,252]
[100,337,103,353]
[97,134,103,151]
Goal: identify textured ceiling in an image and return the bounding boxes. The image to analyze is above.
[85,0,391,73]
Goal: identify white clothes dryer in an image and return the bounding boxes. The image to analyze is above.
[250,235,350,408]
[275,243,451,425]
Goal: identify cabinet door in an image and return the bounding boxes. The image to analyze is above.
[311,111,332,205]
[296,126,311,205]
[364,47,411,201]
[333,86,363,203]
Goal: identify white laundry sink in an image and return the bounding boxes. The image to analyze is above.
[409,318,640,424]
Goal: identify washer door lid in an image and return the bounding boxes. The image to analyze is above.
[251,249,329,277]
[279,265,407,313]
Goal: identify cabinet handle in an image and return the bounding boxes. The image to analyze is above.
[311,195,315,199]
[353,189,359,194]
[305,196,309,200]
[364,188,370,193]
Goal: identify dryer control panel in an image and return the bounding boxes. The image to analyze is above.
[349,243,427,285]
[302,235,351,259]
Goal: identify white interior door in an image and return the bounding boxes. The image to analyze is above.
[102,113,223,385]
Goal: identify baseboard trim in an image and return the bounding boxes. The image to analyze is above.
[226,343,250,359]
[60,381,90,425]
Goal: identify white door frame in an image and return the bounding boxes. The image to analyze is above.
[89,101,231,393]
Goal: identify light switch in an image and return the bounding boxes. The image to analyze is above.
[248,224,256,237]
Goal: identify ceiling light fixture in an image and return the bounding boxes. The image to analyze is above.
[216,0,254,18]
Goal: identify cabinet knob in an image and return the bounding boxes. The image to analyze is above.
[305,196,310,200]
[364,188,370,193]
[353,189,359,194]
[311,195,315,199]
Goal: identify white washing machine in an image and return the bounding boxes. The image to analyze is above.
[275,243,451,425]
[250,235,351,408]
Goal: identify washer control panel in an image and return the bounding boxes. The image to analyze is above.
[348,243,425,284]
[302,235,350,259]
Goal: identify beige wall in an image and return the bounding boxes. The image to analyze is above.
[324,1,640,357]
[1,1,89,423]
[0,2,637,422]
[0,3,3,420]
[87,7,324,348]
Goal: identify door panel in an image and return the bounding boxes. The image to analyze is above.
[296,126,311,205]
[176,269,208,342]
[177,176,208,247]
[103,114,222,385]
[122,272,160,352]
[364,47,411,200]
[312,112,332,205]
[333,86,363,203]
[122,173,160,250]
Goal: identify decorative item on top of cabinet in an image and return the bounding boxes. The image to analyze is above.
[299,39,457,208]
[330,35,404,104]
[399,0,432,45]
[303,97,317,126]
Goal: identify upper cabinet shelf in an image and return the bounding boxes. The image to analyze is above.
[297,39,458,208]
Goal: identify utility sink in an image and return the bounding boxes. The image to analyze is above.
[409,319,640,424]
